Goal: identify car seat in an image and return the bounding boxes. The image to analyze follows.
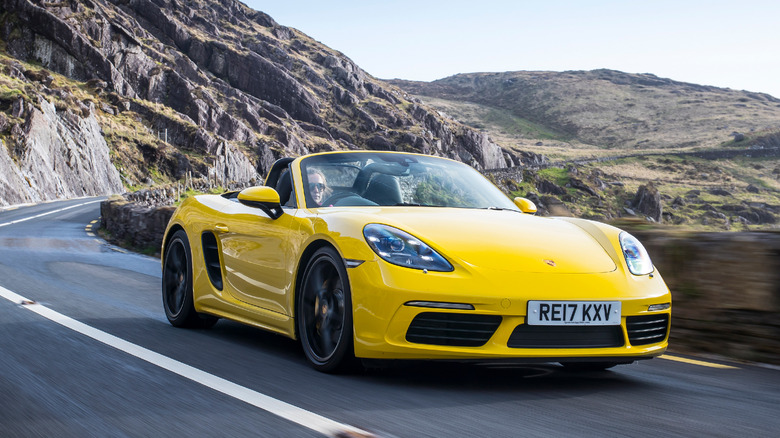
[363,174,402,206]
[275,169,295,206]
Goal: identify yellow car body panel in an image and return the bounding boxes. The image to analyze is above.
[162,151,671,365]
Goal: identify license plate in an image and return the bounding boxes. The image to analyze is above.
[527,301,621,326]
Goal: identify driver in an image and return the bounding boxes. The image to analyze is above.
[307,168,328,206]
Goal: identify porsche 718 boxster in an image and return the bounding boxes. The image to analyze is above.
[162,151,671,372]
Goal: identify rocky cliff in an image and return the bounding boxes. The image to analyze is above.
[1,95,123,205]
[0,0,515,205]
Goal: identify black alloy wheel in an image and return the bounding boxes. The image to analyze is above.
[297,246,355,373]
[162,229,217,328]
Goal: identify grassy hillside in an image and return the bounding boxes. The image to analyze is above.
[391,70,780,157]
[391,70,780,230]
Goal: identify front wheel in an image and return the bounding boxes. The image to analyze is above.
[297,247,355,373]
[162,229,218,329]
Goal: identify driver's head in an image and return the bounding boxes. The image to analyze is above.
[307,169,327,206]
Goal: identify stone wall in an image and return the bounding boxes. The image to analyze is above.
[100,180,247,252]
[100,197,175,252]
[99,197,780,364]
[634,230,780,364]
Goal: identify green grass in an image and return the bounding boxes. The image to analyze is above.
[538,167,570,186]
[481,107,568,140]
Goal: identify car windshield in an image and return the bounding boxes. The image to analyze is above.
[300,152,519,210]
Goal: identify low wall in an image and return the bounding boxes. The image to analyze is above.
[634,231,780,364]
[100,197,175,253]
[100,197,780,364]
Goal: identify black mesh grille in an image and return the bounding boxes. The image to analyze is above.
[508,324,625,348]
[406,313,502,347]
[201,232,223,291]
[627,314,670,345]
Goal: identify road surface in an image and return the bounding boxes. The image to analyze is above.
[1,198,777,437]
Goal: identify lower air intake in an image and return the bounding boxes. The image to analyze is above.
[508,324,625,348]
[406,313,501,347]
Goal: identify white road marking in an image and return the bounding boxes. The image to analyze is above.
[0,285,372,437]
[0,200,103,228]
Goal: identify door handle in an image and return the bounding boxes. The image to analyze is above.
[214,224,229,233]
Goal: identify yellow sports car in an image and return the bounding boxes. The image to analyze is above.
[162,151,671,372]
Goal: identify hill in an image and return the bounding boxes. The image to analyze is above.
[0,0,516,206]
[390,70,780,157]
[390,71,780,230]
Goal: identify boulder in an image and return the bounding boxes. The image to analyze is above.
[568,177,599,197]
[709,188,733,196]
[537,179,567,195]
[631,183,663,222]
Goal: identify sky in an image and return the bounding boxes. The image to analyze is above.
[243,0,780,98]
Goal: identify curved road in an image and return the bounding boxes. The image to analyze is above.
[1,198,778,437]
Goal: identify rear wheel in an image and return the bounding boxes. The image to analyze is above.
[297,247,355,373]
[162,230,218,328]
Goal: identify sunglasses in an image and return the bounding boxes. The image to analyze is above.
[309,182,326,192]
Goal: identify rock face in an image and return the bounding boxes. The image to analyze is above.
[0,0,517,206]
[0,98,122,205]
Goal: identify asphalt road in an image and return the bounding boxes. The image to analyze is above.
[1,198,778,437]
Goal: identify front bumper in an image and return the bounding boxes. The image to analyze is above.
[349,260,671,360]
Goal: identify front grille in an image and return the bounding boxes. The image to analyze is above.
[508,324,625,348]
[627,314,670,345]
[406,313,501,347]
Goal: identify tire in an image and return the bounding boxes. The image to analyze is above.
[560,361,623,372]
[162,229,218,329]
[297,246,356,373]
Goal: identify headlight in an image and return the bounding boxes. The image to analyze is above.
[363,224,453,272]
[619,232,653,275]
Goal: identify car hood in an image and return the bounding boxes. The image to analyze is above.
[352,208,617,274]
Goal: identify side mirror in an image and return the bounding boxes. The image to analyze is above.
[513,197,537,214]
[238,186,283,219]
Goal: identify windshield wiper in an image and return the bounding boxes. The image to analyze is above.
[394,202,443,207]
[486,206,521,213]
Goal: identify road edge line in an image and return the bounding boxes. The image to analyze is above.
[0,285,373,437]
[0,199,103,228]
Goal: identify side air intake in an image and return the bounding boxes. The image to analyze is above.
[201,232,223,290]
[626,314,670,346]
